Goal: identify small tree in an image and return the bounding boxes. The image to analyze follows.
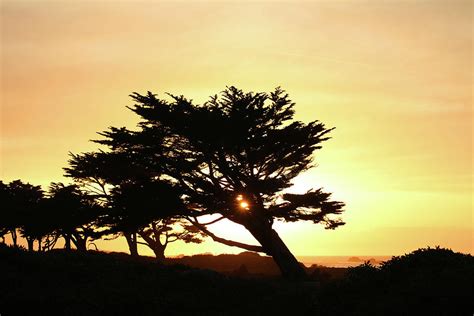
[6,180,46,251]
[106,180,205,260]
[138,218,204,261]
[65,151,206,259]
[65,151,144,255]
[46,183,104,252]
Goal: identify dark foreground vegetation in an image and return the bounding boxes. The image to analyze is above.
[1,245,472,315]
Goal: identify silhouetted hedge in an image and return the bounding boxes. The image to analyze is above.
[314,247,473,315]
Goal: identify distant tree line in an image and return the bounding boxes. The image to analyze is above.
[0,87,345,278]
[0,180,204,259]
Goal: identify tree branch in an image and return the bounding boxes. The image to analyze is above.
[188,218,264,253]
[196,216,225,226]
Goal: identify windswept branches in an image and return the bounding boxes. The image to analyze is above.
[269,189,345,229]
[188,217,264,253]
[63,86,344,278]
[138,218,207,260]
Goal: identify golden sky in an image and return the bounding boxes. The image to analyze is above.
[1,0,472,256]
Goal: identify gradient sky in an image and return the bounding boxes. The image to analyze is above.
[1,0,472,256]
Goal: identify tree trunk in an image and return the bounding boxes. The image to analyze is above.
[27,238,34,252]
[72,235,87,252]
[244,221,307,280]
[152,248,165,262]
[37,238,42,252]
[76,241,87,252]
[11,229,17,247]
[125,233,138,257]
[64,234,71,250]
[138,231,166,262]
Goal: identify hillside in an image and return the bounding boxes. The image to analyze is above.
[0,245,472,315]
[168,251,346,280]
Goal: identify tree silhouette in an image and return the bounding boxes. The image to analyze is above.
[65,152,206,259]
[79,86,345,278]
[138,218,204,261]
[65,151,146,255]
[45,183,104,251]
[0,181,11,244]
[105,180,205,259]
[5,180,45,251]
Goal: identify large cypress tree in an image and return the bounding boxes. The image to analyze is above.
[73,86,345,278]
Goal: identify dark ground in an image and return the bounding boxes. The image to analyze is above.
[0,244,472,315]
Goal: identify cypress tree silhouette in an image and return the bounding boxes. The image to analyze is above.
[5,180,45,251]
[68,86,345,279]
[65,151,205,259]
[106,179,205,260]
[45,182,104,252]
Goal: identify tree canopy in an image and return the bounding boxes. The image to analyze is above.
[3,180,45,251]
[65,86,345,278]
[65,142,206,259]
[45,182,104,251]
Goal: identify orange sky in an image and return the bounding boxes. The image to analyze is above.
[1,0,472,256]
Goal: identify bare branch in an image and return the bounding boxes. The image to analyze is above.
[196,216,225,226]
[188,218,264,253]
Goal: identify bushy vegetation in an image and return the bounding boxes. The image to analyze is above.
[0,245,472,315]
[0,244,315,315]
[314,247,474,315]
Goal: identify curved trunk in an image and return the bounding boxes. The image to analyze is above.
[244,221,307,280]
[138,231,165,262]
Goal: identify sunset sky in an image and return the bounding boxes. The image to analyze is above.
[1,0,472,256]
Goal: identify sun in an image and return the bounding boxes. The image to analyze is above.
[239,201,249,209]
[236,194,250,210]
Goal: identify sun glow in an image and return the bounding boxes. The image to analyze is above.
[236,195,250,210]
[239,201,249,210]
